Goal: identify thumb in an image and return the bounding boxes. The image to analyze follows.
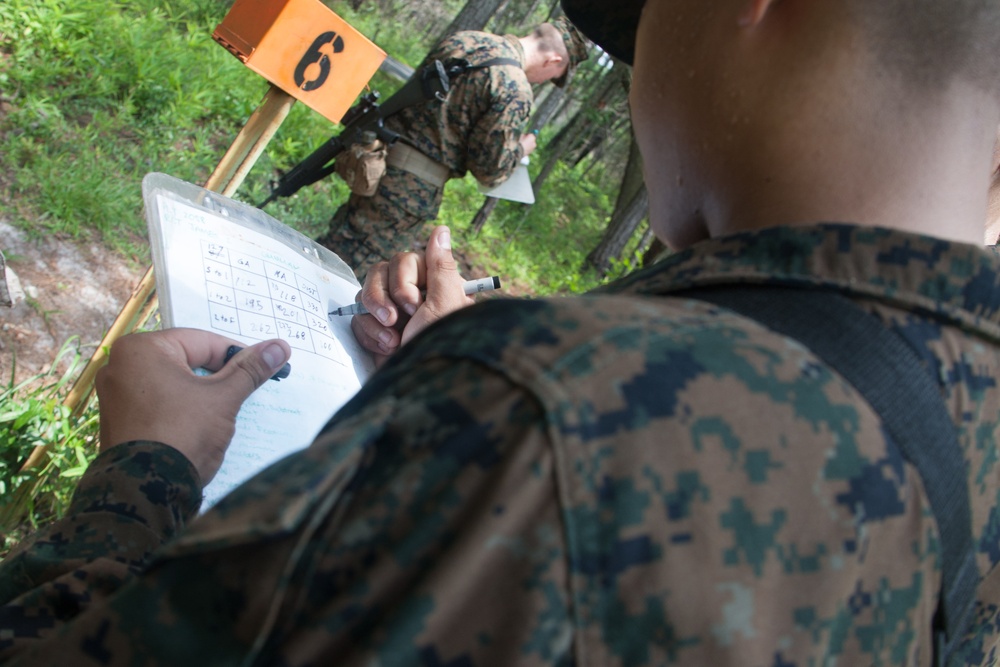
[422,226,464,310]
[220,340,292,398]
[402,226,469,346]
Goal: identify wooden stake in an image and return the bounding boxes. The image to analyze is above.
[205,86,297,195]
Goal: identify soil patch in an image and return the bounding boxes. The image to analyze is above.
[0,221,143,389]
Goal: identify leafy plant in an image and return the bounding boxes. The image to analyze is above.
[0,339,100,558]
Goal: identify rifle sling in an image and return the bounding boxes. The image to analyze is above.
[677,285,977,667]
[443,56,521,80]
[261,55,523,207]
[375,56,523,185]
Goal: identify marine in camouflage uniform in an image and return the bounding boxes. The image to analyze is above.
[4,0,1000,664]
[316,20,587,278]
[3,225,1000,665]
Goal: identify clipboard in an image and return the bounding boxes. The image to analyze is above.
[142,172,375,508]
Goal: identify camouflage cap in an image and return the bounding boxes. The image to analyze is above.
[550,16,590,88]
[560,0,643,65]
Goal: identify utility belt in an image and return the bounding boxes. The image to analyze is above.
[386,143,450,188]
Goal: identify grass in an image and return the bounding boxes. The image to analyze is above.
[0,0,630,284]
[0,0,638,541]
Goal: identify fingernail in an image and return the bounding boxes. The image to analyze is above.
[376,307,390,324]
[403,303,417,316]
[377,330,393,345]
[261,342,287,371]
[437,228,451,249]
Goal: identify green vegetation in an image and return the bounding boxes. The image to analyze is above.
[0,340,100,555]
[0,0,630,289]
[0,0,634,542]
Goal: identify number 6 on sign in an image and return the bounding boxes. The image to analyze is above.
[294,31,345,91]
[213,0,386,123]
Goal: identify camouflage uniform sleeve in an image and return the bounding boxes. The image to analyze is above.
[0,286,953,665]
[0,441,201,658]
[0,355,570,666]
[465,70,532,188]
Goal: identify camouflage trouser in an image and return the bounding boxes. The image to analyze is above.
[316,166,445,280]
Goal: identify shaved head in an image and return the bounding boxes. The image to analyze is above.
[532,22,570,61]
[854,0,1000,89]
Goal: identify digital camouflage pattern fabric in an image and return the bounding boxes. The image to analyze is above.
[3,224,1000,665]
[317,32,534,278]
[317,166,441,274]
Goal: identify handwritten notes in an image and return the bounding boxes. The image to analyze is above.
[153,194,374,508]
[201,239,344,359]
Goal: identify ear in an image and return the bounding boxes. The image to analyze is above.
[739,0,779,27]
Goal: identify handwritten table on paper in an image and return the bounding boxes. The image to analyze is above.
[154,195,374,508]
[201,241,347,362]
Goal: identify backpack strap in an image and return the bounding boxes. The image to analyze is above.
[441,56,521,82]
[677,285,978,667]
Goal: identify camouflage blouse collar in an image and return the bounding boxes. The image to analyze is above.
[502,35,526,66]
[602,223,1000,340]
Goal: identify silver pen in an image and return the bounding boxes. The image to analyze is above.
[329,276,501,317]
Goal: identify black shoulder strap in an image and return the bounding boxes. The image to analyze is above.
[677,286,977,667]
[442,56,521,82]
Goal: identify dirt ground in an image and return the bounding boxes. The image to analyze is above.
[0,220,144,390]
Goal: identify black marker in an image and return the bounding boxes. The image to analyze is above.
[329,276,502,317]
[224,345,291,382]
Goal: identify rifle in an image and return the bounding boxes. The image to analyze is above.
[258,59,450,208]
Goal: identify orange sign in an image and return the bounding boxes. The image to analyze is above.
[213,0,386,123]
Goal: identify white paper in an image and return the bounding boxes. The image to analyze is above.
[477,158,535,204]
[153,194,375,508]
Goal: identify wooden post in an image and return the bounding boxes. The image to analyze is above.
[18,85,296,472]
[204,86,297,196]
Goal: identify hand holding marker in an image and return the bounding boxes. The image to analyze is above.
[217,277,499,380]
[329,276,502,317]
[224,345,291,382]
